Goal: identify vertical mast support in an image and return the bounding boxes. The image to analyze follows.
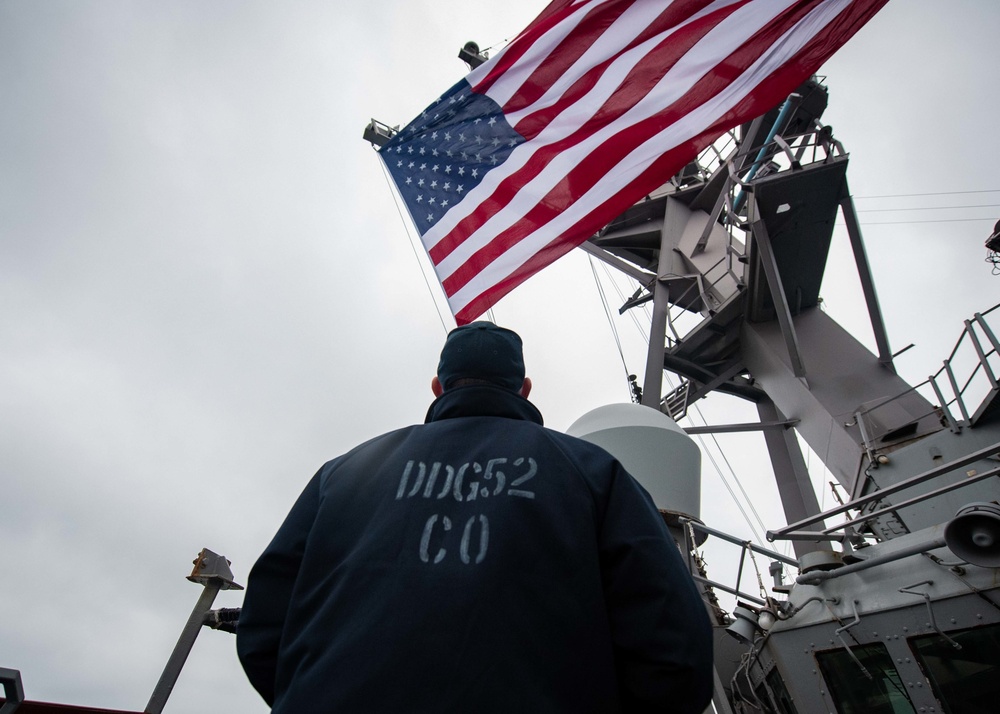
[757,399,827,558]
[749,196,808,381]
[839,188,895,370]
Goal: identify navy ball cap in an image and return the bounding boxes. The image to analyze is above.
[437,322,525,392]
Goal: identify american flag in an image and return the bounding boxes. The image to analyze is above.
[380,0,887,325]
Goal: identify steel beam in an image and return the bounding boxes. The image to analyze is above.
[749,198,807,380]
[684,420,798,435]
[757,399,826,557]
[682,518,799,567]
[578,239,655,286]
[840,188,894,369]
[641,199,688,409]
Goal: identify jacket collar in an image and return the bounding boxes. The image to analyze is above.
[424,384,544,426]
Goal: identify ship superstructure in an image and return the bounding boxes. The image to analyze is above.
[582,76,1000,713]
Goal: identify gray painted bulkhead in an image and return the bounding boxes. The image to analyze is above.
[740,308,943,494]
[584,78,1000,714]
[736,529,1000,713]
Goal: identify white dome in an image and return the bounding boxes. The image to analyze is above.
[566,403,701,519]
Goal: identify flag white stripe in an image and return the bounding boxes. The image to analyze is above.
[423,19,674,255]
[422,0,786,256]
[498,0,685,120]
[446,0,855,315]
[466,0,605,107]
[433,0,796,281]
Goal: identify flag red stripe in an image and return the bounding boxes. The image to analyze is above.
[498,1,638,115]
[451,0,889,324]
[510,0,750,141]
[429,1,755,266]
[434,0,826,286]
[471,1,596,96]
[453,232,584,325]
[521,0,582,33]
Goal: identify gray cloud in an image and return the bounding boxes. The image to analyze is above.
[2,1,998,711]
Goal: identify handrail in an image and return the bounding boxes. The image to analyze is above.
[847,303,1000,443]
[768,441,1000,541]
[683,518,799,567]
[822,464,1000,536]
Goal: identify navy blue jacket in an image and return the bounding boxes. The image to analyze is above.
[237,385,712,713]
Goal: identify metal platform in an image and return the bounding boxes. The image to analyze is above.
[746,156,849,323]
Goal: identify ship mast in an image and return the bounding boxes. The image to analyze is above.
[583,78,946,557]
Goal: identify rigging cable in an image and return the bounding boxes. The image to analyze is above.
[593,260,770,545]
[687,412,770,546]
[856,203,1000,212]
[840,217,996,226]
[853,189,1000,199]
[588,255,635,395]
[376,149,451,335]
[844,190,1000,227]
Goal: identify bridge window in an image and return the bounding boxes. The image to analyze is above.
[815,643,916,714]
[764,667,798,714]
[909,622,1000,714]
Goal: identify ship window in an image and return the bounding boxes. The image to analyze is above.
[909,622,1000,714]
[765,667,798,714]
[754,682,777,713]
[815,643,916,714]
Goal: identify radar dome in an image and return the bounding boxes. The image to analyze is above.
[567,403,701,520]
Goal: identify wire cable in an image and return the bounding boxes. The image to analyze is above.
[592,259,771,545]
[588,256,633,392]
[856,203,1000,212]
[847,191,1000,226]
[854,189,1000,199]
[841,216,996,226]
[693,430,769,545]
[376,149,451,335]
[681,397,770,545]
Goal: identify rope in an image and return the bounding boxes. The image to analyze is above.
[588,255,633,393]
[746,544,768,601]
[376,149,451,335]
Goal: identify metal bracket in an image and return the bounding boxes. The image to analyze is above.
[0,667,24,714]
[771,135,801,170]
[362,119,397,148]
[899,581,962,650]
[144,549,243,714]
[833,600,873,680]
[186,548,243,590]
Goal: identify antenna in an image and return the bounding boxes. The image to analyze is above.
[363,119,397,148]
[986,219,1000,274]
[458,41,488,69]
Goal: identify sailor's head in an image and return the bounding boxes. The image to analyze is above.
[432,321,531,398]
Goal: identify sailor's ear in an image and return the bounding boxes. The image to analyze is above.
[432,376,444,397]
[519,377,532,398]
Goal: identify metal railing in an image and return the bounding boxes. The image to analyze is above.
[851,304,1000,452]
[768,442,1000,542]
[762,306,1000,543]
[681,518,799,608]
[928,306,1000,428]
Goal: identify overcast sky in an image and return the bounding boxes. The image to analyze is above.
[2,1,998,711]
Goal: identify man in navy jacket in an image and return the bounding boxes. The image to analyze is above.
[237,322,712,713]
